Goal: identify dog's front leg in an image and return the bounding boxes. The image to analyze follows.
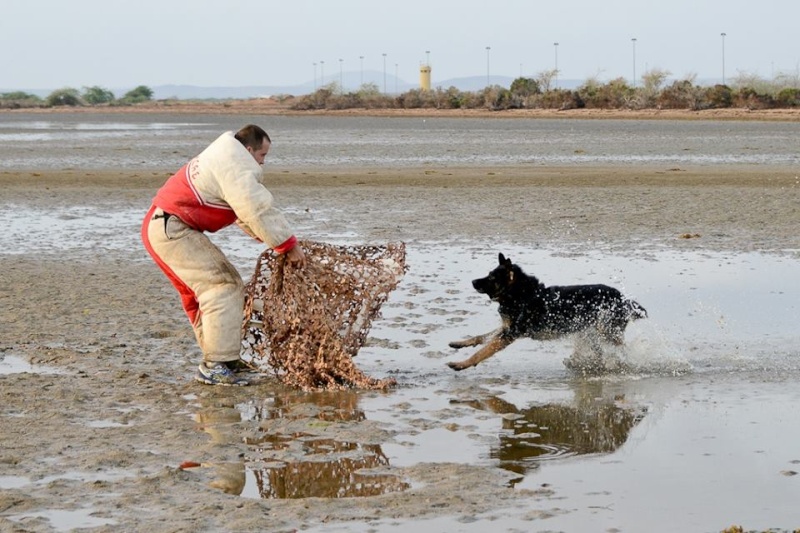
[447,334,513,371]
[448,328,502,350]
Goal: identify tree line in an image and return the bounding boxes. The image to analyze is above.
[0,85,153,109]
[2,69,799,111]
[290,69,800,111]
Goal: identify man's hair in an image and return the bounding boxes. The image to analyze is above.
[235,124,271,150]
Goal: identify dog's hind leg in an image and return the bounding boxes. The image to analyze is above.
[447,334,513,371]
[565,331,607,374]
[448,327,502,349]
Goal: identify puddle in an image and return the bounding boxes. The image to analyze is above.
[0,476,30,489]
[241,439,410,499]
[450,388,647,481]
[190,245,800,508]
[360,246,800,380]
[511,375,800,531]
[0,355,66,375]
[194,393,411,499]
[191,382,648,499]
[7,509,117,531]
[86,420,130,428]
[0,469,136,489]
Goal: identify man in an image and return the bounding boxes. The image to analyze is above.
[142,124,305,386]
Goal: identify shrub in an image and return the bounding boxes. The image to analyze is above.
[734,87,774,109]
[775,87,800,107]
[481,85,516,110]
[82,86,115,105]
[45,87,83,107]
[510,77,541,98]
[536,69,558,92]
[0,91,43,109]
[705,84,733,108]
[119,85,153,104]
[576,78,631,108]
[396,88,426,109]
[529,88,583,110]
[630,68,671,109]
[658,79,706,110]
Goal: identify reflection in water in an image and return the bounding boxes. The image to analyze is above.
[250,439,408,499]
[209,462,246,496]
[194,404,247,495]
[454,382,646,480]
[240,390,366,423]
[196,390,409,499]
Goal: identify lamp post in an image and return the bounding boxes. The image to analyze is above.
[382,53,387,93]
[720,32,727,85]
[395,63,398,94]
[359,55,364,86]
[554,42,559,88]
[485,46,491,86]
[631,38,637,87]
[313,62,317,91]
[339,58,343,91]
[320,60,325,86]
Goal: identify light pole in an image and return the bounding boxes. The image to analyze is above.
[426,50,430,66]
[631,38,637,87]
[359,55,364,86]
[382,53,387,93]
[313,62,317,91]
[320,60,325,86]
[485,46,491,86]
[720,32,727,85]
[339,58,343,91]
[554,42,559,88]
[395,63,398,94]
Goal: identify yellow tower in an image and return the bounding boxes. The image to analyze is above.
[419,64,432,91]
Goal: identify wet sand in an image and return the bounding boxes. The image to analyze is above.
[1,158,800,531]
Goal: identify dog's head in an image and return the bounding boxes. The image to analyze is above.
[472,253,518,300]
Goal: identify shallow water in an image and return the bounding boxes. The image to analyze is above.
[0,354,65,375]
[4,203,798,370]
[2,113,800,169]
[11,200,795,529]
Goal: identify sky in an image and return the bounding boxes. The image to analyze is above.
[2,0,798,91]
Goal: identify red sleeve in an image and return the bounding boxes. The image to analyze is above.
[273,235,297,254]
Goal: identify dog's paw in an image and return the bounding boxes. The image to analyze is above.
[448,341,465,350]
[446,361,467,371]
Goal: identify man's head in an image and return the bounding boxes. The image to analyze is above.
[235,124,271,165]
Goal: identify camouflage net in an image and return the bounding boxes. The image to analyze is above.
[242,240,407,391]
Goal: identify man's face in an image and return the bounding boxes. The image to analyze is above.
[248,139,270,165]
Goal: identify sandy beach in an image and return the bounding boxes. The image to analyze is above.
[1,110,799,532]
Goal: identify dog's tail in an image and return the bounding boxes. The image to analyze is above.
[626,299,648,320]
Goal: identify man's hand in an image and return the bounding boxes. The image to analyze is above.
[285,246,306,268]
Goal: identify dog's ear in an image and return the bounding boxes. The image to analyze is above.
[499,254,512,267]
[498,252,506,265]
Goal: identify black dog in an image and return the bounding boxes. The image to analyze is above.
[447,253,647,371]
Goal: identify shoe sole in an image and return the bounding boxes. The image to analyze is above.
[194,373,248,386]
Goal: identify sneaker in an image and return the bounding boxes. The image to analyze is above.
[225,359,255,374]
[195,362,249,386]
